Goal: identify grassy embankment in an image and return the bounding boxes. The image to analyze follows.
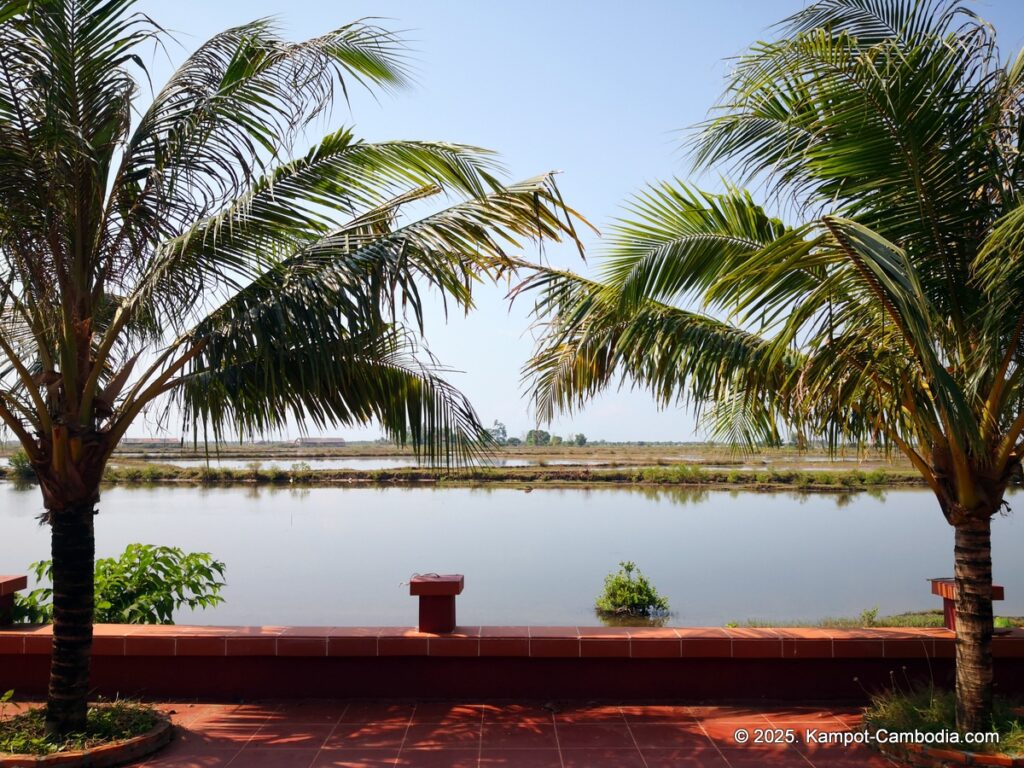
[2,442,1013,490]
[732,609,1024,629]
[0,458,928,490]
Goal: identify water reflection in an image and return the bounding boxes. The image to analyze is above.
[0,483,1019,627]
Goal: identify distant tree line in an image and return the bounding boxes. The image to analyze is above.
[487,421,586,447]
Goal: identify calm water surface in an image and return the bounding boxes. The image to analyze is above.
[1,484,1020,626]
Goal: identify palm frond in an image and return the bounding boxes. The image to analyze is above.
[176,325,493,466]
[115,132,506,339]
[519,265,797,425]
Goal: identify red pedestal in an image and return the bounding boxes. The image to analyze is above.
[930,578,1004,631]
[410,574,464,634]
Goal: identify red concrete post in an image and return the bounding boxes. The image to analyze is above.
[942,597,957,631]
[410,574,464,634]
[0,575,28,625]
[930,578,1004,631]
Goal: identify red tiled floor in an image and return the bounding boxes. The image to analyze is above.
[341,702,416,723]
[551,703,625,722]
[112,699,892,767]
[411,703,484,724]
[629,722,713,749]
[248,721,335,747]
[268,700,350,724]
[225,747,320,766]
[553,721,636,749]
[401,723,481,750]
[478,749,562,767]
[642,747,730,767]
[481,704,554,723]
[142,753,238,767]
[621,703,695,722]
[140,740,239,767]
[699,715,773,742]
[394,750,478,768]
[167,722,262,749]
[689,705,770,718]
[718,747,810,766]
[560,747,647,767]
[311,750,400,767]
[480,722,558,749]
[761,709,851,726]
[324,722,409,749]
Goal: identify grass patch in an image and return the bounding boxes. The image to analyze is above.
[730,610,1024,629]
[0,456,940,490]
[0,699,159,756]
[864,686,1024,756]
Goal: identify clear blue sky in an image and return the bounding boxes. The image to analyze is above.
[133,0,1024,443]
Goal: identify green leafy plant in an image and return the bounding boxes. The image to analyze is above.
[14,544,226,625]
[595,561,669,617]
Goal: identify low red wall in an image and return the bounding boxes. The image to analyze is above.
[3,624,1023,702]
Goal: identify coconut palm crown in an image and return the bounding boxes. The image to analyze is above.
[0,0,582,735]
[521,0,1024,731]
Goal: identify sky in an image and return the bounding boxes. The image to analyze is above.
[129,0,1024,443]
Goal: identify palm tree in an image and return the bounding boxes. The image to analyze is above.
[521,0,1023,731]
[0,0,582,736]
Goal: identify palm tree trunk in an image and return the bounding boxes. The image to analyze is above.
[953,515,994,733]
[44,503,96,736]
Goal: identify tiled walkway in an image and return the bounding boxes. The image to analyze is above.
[137,701,895,767]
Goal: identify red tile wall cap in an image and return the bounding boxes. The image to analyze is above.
[0,712,171,767]
[1,624,1013,659]
[409,574,464,596]
[0,624,980,640]
[931,578,1005,601]
[0,576,27,597]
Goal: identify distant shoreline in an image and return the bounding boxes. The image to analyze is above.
[4,443,1016,491]
[1,461,932,491]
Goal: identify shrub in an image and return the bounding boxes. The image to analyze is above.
[6,449,35,480]
[859,606,880,627]
[13,544,226,624]
[638,465,703,484]
[141,465,163,483]
[595,561,669,617]
[864,468,888,485]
